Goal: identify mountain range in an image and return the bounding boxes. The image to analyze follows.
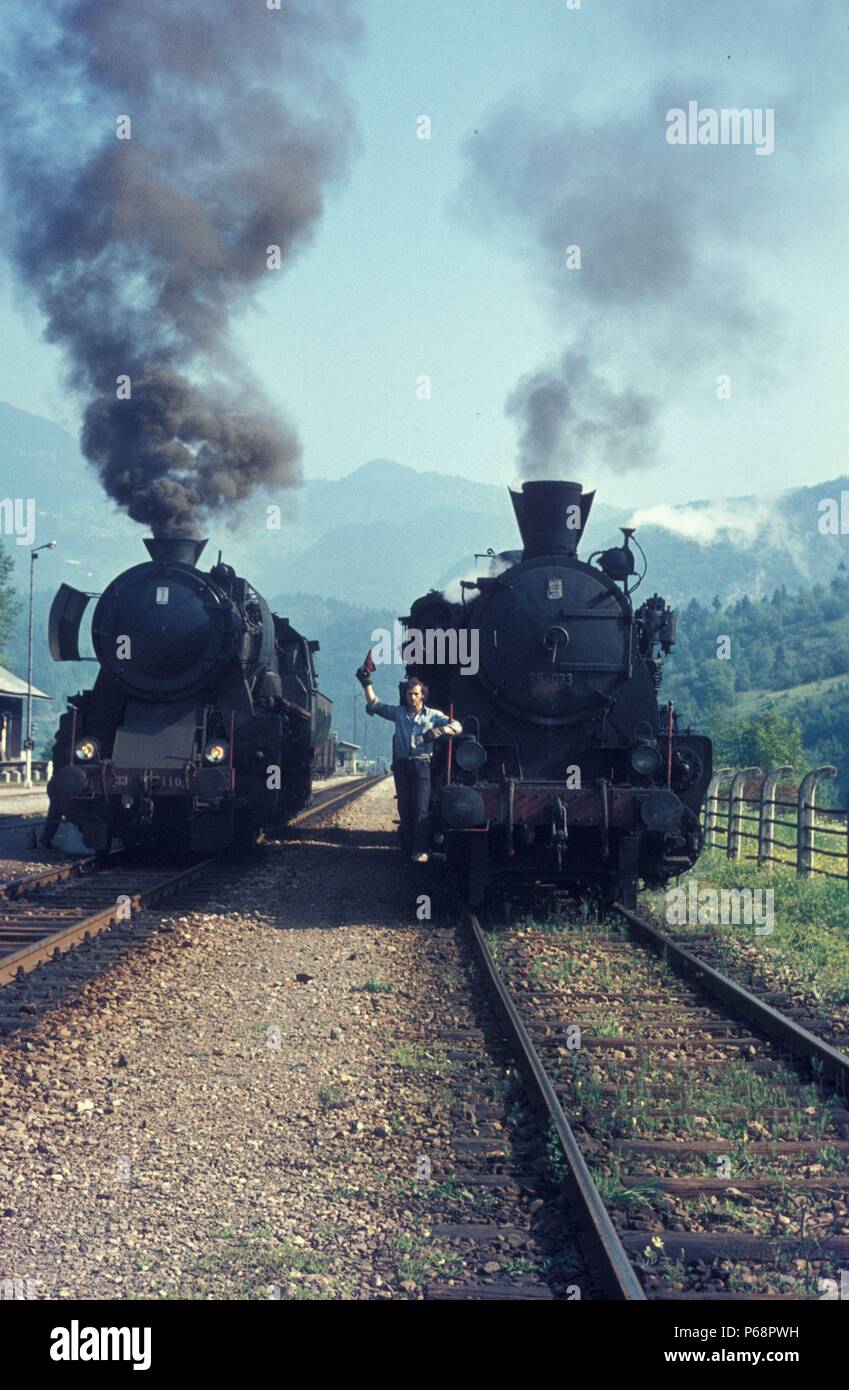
[3,399,848,610]
[2,398,849,752]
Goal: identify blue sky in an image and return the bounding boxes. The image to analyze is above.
[1,0,847,507]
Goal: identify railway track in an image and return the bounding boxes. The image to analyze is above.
[459,902,849,1301]
[289,773,386,829]
[415,926,595,1301]
[0,775,384,991]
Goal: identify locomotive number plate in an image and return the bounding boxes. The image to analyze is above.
[155,587,170,605]
[546,578,563,600]
[531,671,573,684]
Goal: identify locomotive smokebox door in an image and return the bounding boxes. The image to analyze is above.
[475,564,630,722]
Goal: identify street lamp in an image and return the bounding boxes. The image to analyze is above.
[26,540,57,789]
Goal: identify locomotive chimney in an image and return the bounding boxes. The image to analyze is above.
[509,480,595,559]
[143,537,209,567]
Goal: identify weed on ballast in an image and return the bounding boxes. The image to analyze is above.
[350,977,394,994]
[390,1043,452,1073]
[317,1084,349,1111]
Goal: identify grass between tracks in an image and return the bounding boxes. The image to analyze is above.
[643,848,849,1008]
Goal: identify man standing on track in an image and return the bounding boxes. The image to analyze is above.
[356,667,461,862]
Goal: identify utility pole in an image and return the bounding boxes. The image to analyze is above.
[362,696,368,768]
[26,540,58,788]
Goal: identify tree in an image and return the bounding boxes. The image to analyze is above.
[0,540,21,661]
[716,707,806,774]
[770,642,788,687]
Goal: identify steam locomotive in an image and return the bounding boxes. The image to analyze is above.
[403,480,712,908]
[46,536,330,852]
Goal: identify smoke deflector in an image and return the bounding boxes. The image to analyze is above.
[509,480,595,559]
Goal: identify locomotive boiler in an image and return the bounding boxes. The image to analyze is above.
[46,536,330,852]
[403,480,712,907]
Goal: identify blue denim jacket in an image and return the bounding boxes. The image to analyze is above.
[366,700,461,761]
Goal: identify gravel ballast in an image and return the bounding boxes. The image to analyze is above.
[0,779,468,1300]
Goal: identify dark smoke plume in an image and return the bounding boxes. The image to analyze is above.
[461,86,772,479]
[457,0,848,479]
[506,348,661,479]
[0,1,360,534]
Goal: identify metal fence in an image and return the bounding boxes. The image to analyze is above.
[703,764,849,886]
[0,760,52,785]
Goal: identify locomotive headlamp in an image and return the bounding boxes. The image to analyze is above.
[630,742,661,776]
[120,792,136,811]
[74,737,99,763]
[455,738,487,774]
[204,739,229,764]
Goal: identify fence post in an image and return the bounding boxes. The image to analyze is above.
[704,767,732,849]
[797,765,837,878]
[728,767,762,861]
[758,765,793,867]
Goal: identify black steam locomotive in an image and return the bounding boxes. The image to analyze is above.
[47,536,331,852]
[403,480,712,908]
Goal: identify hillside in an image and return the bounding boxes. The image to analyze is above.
[663,575,849,794]
[736,671,849,716]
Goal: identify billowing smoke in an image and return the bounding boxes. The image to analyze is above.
[0,1,360,534]
[506,347,661,478]
[460,88,770,479]
[458,0,846,479]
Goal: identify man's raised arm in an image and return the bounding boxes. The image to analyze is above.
[355,664,394,719]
